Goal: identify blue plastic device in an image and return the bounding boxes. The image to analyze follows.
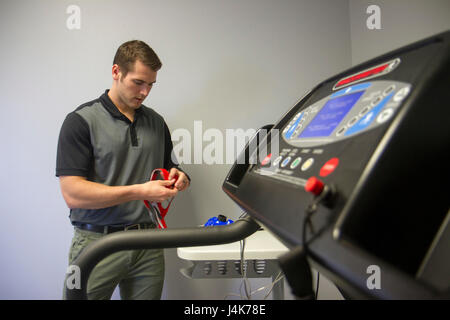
[204,214,234,226]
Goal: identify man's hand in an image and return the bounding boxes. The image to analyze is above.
[59,176,179,209]
[169,167,190,191]
[59,169,189,210]
[140,179,178,202]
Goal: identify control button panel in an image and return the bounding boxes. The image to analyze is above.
[256,81,411,188]
[257,153,341,188]
[282,81,411,148]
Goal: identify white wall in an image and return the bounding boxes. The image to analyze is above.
[349,0,450,65]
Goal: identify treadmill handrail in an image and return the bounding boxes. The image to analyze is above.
[64,217,260,300]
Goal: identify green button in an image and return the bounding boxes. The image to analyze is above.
[290,157,302,169]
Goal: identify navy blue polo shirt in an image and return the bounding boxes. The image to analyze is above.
[56,90,187,226]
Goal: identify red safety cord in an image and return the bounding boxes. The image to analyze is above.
[143,168,178,229]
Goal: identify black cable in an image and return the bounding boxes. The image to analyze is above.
[297,203,316,299]
[302,185,335,247]
[302,202,317,251]
[301,190,330,300]
[280,185,336,301]
[239,211,248,219]
[315,272,320,299]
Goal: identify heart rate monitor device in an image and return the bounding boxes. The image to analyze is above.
[204,215,234,227]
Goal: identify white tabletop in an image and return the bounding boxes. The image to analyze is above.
[177,229,289,261]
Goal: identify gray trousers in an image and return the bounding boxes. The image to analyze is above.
[64,227,165,300]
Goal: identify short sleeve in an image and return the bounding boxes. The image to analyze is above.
[56,112,93,177]
[163,122,191,182]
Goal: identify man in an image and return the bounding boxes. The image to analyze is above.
[56,40,190,300]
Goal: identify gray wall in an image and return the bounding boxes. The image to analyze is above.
[0,0,448,300]
[0,0,351,300]
[350,0,450,65]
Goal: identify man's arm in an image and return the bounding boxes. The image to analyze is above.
[163,122,191,191]
[59,176,178,209]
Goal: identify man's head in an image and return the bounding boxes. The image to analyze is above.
[110,40,162,110]
[113,40,162,77]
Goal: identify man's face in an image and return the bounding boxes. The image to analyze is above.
[115,60,157,109]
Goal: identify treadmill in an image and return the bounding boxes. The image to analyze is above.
[65,30,450,300]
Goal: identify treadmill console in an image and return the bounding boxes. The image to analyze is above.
[223,31,450,299]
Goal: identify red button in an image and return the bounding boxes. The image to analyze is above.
[320,158,339,177]
[261,153,272,166]
[305,176,324,196]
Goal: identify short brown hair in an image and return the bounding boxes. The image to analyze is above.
[113,40,162,77]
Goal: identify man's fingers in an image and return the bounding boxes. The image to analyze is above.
[168,168,179,180]
[160,179,176,186]
[175,179,187,190]
[155,183,178,201]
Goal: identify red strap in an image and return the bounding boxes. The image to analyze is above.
[143,168,177,229]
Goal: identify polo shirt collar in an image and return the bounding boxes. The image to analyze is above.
[100,89,143,120]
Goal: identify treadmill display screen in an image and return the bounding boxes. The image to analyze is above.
[300,90,364,138]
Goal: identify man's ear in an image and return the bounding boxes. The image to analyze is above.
[112,64,121,81]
